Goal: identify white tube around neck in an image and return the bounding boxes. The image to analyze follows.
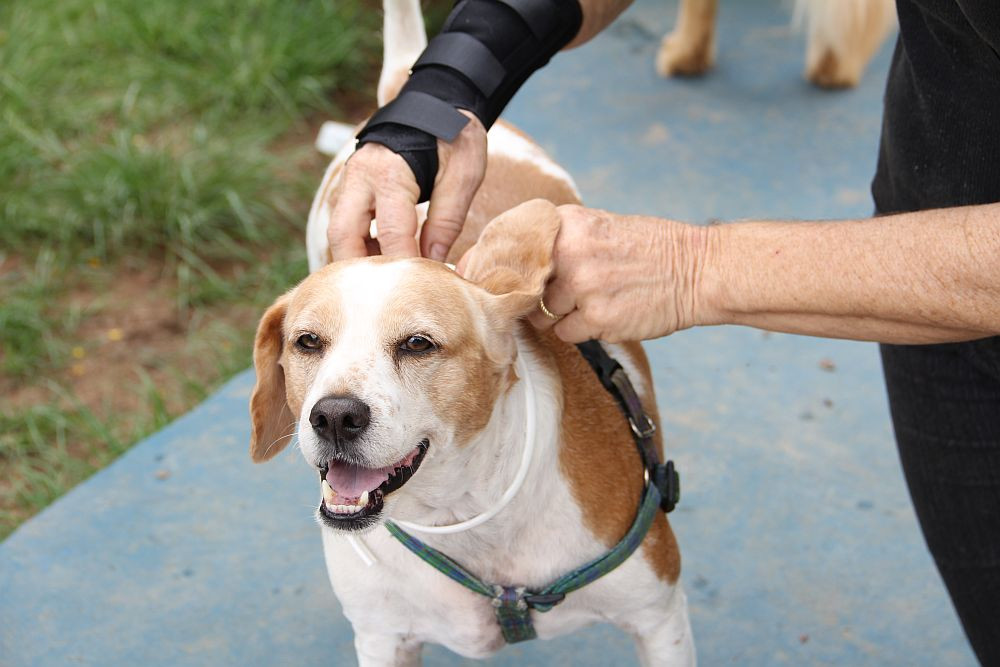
[346,338,536,565]
[391,340,536,534]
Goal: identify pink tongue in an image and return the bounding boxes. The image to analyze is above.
[325,461,390,500]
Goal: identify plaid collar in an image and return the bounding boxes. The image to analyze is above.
[383,341,681,644]
[385,480,663,643]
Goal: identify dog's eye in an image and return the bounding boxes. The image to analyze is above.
[296,333,322,351]
[400,335,435,353]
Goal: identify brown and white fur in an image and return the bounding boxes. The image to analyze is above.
[250,0,693,664]
[657,0,897,88]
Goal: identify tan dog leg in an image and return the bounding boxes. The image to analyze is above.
[656,0,718,77]
[799,0,896,88]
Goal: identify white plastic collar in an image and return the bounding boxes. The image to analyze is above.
[392,341,536,534]
[347,340,536,565]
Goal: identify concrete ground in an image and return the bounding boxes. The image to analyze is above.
[0,0,978,664]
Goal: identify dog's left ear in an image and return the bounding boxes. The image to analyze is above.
[249,292,296,463]
[461,198,561,320]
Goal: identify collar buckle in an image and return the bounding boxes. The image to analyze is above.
[628,413,657,440]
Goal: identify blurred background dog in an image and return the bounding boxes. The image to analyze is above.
[657,0,897,88]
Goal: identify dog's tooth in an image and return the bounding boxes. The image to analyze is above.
[358,490,369,507]
[329,502,365,515]
[322,480,336,504]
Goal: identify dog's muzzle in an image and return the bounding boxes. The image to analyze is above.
[317,439,430,531]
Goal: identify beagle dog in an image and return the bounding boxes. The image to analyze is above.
[249,0,693,663]
[657,0,896,88]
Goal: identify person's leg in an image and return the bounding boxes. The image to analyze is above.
[881,337,1000,665]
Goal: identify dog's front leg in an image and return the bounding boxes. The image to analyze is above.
[656,0,718,77]
[617,586,696,667]
[354,632,423,667]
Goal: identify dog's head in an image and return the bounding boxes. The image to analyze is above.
[249,200,561,532]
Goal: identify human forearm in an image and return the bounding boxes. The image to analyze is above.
[567,0,633,48]
[699,204,1000,343]
[333,0,586,261]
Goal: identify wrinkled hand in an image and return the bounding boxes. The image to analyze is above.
[327,111,488,261]
[527,205,709,343]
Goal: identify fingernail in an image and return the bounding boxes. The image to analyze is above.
[430,243,447,262]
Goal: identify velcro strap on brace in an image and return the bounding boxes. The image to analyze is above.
[496,0,559,38]
[413,33,507,97]
[361,91,470,143]
[355,0,582,203]
[356,92,469,201]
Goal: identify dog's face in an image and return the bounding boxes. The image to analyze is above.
[249,200,561,532]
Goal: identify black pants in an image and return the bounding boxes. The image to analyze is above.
[881,336,1000,666]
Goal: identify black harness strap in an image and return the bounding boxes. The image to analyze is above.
[576,340,681,513]
[386,340,680,644]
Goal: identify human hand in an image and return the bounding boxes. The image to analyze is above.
[526,205,711,343]
[326,111,488,261]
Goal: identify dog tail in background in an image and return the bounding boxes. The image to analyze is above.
[794,0,897,88]
[377,0,428,106]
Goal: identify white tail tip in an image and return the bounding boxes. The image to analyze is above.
[315,121,357,157]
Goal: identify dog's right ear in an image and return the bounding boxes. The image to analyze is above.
[249,292,296,463]
[460,198,561,322]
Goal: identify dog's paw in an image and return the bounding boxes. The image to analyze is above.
[655,32,715,78]
[805,49,862,88]
[800,0,896,89]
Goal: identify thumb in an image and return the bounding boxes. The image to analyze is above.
[420,179,477,262]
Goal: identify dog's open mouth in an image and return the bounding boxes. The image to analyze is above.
[316,439,429,530]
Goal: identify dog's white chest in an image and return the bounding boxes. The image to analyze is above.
[319,522,625,658]
[322,530,508,657]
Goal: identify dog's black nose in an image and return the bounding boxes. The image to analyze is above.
[310,396,371,444]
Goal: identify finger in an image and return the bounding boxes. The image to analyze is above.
[552,310,592,343]
[455,248,472,277]
[527,281,575,330]
[328,185,374,261]
[420,179,476,262]
[373,193,420,258]
[527,306,558,331]
[540,278,576,318]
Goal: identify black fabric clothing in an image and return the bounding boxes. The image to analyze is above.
[881,341,1000,665]
[872,0,1000,214]
[873,2,1000,664]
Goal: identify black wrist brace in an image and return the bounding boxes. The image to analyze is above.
[356,0,583,202]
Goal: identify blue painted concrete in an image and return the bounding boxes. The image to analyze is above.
[0,0,979,665]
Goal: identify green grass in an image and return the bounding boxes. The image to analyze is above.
[0,0,382,539]
[0,371,210,535]
[0,0,375,264]
[0,250,75,377]
[1,394,145,533]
